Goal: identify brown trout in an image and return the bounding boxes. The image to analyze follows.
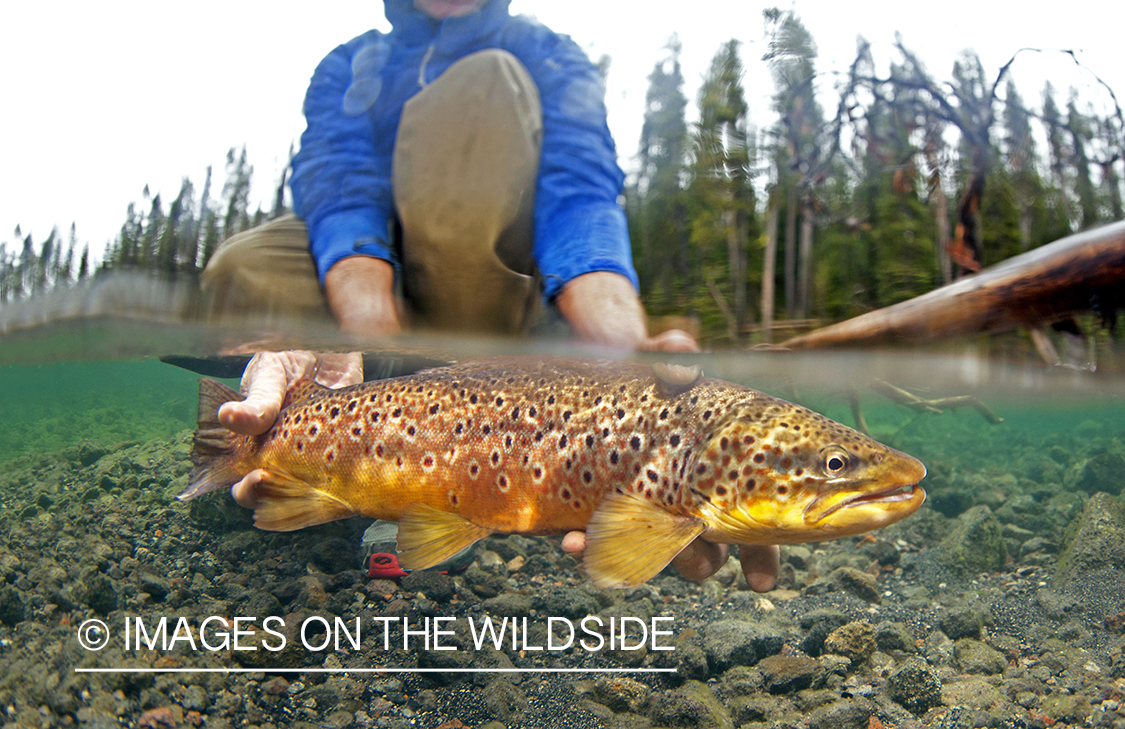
[181,357,926,588]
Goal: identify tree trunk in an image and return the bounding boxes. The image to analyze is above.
[761,194,779,343]
[798,199,813,317]
[932,178,953,284]
[725,209,746,331]
[784,185,797,318]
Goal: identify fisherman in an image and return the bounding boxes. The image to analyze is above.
[205,0,780,591]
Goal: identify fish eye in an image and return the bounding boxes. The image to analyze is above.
[822,449,850,476]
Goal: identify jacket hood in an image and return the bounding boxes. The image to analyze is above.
[383,0,512,47]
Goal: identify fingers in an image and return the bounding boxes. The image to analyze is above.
[740,544,781,593]
[314,352,365,388]
[644,329,701,353]
[672,539,729,581]
[231,469,269,509]
[560,531,586,557]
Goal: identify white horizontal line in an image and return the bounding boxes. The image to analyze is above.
[74,667,677,674]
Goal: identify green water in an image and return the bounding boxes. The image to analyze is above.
[0,360,201,465]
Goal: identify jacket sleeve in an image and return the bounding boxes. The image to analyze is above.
[289,33,396,284]
[523,31,639,301]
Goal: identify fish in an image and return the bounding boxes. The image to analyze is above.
[180,357,927,588]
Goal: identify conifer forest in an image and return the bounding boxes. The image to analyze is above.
[3,10,1122,345]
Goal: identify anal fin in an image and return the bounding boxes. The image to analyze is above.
[396,502,493,571]
[253,468,357,531]
[584,489,705,589]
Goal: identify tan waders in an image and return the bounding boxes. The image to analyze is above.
[200,49,543,334]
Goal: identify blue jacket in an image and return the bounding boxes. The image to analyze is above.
[289,0,638,302]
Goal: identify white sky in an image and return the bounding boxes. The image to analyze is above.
[2,1,1122,256]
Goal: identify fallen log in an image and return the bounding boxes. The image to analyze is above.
[780,220,1125,349]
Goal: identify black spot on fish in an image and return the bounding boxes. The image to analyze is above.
[352,426,362,436]
[777,485,788,495]
[728,470,738,480]
[563,410,572,421]
[455,422,464,434]
[470,394,478,404]
[309,425,319,436]
[535,431,544,442]
[376,444,384,458]
[610,451,619,465]
[746,479,755,490]
[594,396,603,406]
[296,441,304,452]
[585,434,594,448]
[392,407,402,418]
[533,466,543,479]
[659,408,669,420]
[529,406,538,418]
[602,428,610,438]
[753,453,765,463]
[511,407,520,420]
[330,406,340,418]
[719,437,729,450]
[616,408,626,419]
[558,434,568,449]
[495,396,504,407]
[630,435,641,450]
[583,471,592,483]
[548,395,555,405]
[715,485,727,496]
[669,434,681,447]
[294,414,302,424]
[505,434,513,449]
[429,404,440,415]
[347,400,358,412]
[561,488,571,500]
[422,455,434,468]
[743,435,755,445]
[696,464,707,474]
[482,424,491,435]
[646,469,658,482]
[703,410,712,420]
[470,463,480,476]
[407,425,416,437]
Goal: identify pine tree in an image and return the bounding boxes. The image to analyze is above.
[221,146,253,242]
[631,37,690,313]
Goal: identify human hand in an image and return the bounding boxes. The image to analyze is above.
[561,532,779,592]
[324,256,404,337]
[222,350,363,508]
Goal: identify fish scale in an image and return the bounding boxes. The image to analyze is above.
[182,356,927,588]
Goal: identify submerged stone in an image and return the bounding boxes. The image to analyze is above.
[937,505,1008,575]
[1055,491,1125,585]
[887,658,942,714]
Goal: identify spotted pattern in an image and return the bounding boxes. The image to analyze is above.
[244,357,904,537]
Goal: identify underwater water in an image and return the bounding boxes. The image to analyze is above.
[1,330,1124,729]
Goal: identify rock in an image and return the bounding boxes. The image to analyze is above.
[647,680,733,729]
[826,566,881,604]
[401,571,455,603]
[308,537,358,573]
[939,606,986,640]
[1073,448,1125,496]
[80,573,119,615]
[757,653,822,693]
[702,620,785,672]
[940,676,1006,710]
[874,621,915,653]
[0,585,26,626]
[593,677,651,712]
[822,621,875,664]
[479,678,527,723]
[806,698,876,729]
[534,586,599,620]
[797,609,848,657]
[1055,491,1125,585]
[480,594,532,617]
[953,638,1007,675]
[937,505,1008,575]
[887,658,942,714]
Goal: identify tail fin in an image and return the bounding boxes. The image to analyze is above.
[178,378,245,501]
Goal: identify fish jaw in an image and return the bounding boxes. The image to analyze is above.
[695,447,927,546]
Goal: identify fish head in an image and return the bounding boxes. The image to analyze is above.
[687,396,926,545]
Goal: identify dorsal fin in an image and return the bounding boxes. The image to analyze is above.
[281,378,329,409]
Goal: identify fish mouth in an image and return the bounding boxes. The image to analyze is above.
[811,482,927,523]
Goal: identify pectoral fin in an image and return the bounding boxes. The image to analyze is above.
[584,489,705,589]
[396,503,493,570]
[253,468,357,531]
